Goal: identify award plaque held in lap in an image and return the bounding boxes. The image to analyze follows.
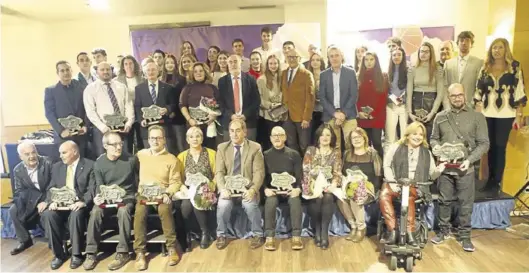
[50,186,78,210]
[98,184,126,208]
[103,113,127,132]
[141,105,164,126]
[225,174,251,198]
[58,115,83,136]
[414,108,429,121]
[138,183,164,205]
[432,143,466,168]
[184,172,217,210]
[271,172,295,195]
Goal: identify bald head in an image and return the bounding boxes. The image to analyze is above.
[18,141,38,168]
[447,83,466,109]
[270,126,287,149]
[59,141,80,165]
[97,61,113,81]
[286,49,301,68]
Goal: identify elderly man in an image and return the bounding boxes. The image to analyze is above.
[84,62,135,157]
[218,54,261,141]
[263,126,303,251]
[438,40,454,68]
[83,132,137,270]
[215,120,265,250]
[41,141,95,270]
[430,83,489,252]
[133,125,182,270]
[282,49,315,156]
[9,141,53,255]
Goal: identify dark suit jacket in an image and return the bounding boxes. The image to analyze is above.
[13,156,53,222]
[134,80,173,139]
[218,73,261,128]
[319,65,358,122]
[44,79,89,142]
[46,158,95,207]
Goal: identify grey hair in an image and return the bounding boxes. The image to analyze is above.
[102,131,122,145]
[186,126,203,138]
[17,141,37,156]
[448,83,465,93]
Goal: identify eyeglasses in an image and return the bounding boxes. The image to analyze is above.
[106,142,124,147]
[149,137,164,141]
[271,134,285,138]
[449,94,464,99]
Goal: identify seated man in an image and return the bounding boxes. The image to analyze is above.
[379,122,445,246]
[9,141,53,255]
[134,125,181,270]
[83,132,137,270]
[263,126,303,251]
[41,141,95,270]
[215,120,265,249]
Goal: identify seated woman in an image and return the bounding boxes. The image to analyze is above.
[302,124,342,250]
[379,122,445,246]
[338,127,381,243]
[176,126,217,250]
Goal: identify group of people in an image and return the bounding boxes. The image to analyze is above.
[8,26,526,270]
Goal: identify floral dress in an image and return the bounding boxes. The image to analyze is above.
[183,149,217,210]
[301,146,342,197]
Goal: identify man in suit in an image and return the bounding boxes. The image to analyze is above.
[281,49,315,156]
[319,45,358,151]
[232,39,250,72]
[134,62,172,149]
[218,54,261,141]
[44,60,89,158]
[41,141,95,270]
[438,40,454,68]
[215,120,265,250]
[9,141,53,255]
[76,52,95,89]
[443,31,484,109]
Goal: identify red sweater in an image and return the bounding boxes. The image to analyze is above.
[357,70,388,129]
[248,68,262,79]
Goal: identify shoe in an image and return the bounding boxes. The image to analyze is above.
[459,239,475,252]
[264,237,276,251]
[10,240,33,255]
[314,235,321,247]
[345,228,357,241]
[320,237,329,250]
[185,233,193,252]
[50,257,66,270]
[135,252,147,271]
[168,248,180,266]
[70,255,84,269]
[108,252,130,271]
[382,230,397,245]
[431,232,447,244]
[291,236,304,250]
[216,236,228,250]
[407,231,418,247]
[200,232,212,249]
[352,228,366,243]
[250,236,264,249]
[82,254,97,270]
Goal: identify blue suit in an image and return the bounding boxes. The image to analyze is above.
[319,65,358,122]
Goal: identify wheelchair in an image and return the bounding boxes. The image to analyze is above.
[376,179,432,272]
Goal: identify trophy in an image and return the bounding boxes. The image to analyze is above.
[269,105,288,120]
[303,166,332,199]
[188,106,210,124]
[141,105,165,126]
[98,184,126,208]
[103,113,127,132]
[270,172,295,194]
[360,106,374,119]
[309,165,333,180]
[50,186,78,210]
[138,182,164,205]
[58,115,83,136]
[342,169,375,205]
[432,143,466,168]
[172,172,209,200]
[183,172,217,210]
[224,174,251,197]
[414,108,429,121]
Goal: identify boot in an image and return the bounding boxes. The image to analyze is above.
[346,227,357,241]
[382,230,397,245]
[168,248,180,266]
[407,231,417,247]
[291,236,304,250]
[135,252,147,271]
[264,237,276,251]
[352,228,366,243]
[200,232,211,249]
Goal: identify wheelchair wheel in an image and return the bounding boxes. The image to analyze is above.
[405,256,414,272]
[389,255,398,271]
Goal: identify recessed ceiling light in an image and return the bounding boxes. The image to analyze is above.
[86,0,109,10]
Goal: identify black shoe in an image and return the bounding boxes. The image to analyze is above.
[70,255,84,269]
[10,240,33,255]
[407,232,418,247]
[200,232,212,249]
[431,232,448,244]
[314,236,321,247]
[50,257,66,270]
[185,233,193,252]
[459,239,475,252]
[382,230,397,245]
[320,238,329,250]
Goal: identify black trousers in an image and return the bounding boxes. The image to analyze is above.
[437,172,475,238]
[311,112,323,145]
[180,199,210,234]
[85,203,134,254]
[9,204,41,243]
[364,128,383,159]
[264,195,302,237]
[41,208,88,257]
[284,118,311,156]
[306,193,335,238]
[486,117,514,186]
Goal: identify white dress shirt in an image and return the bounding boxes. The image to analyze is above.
[231,74,244,115]
[286,66,299,85]
[80,72,95,85]
[332,67,342,108]
[147,80,159,100]
[26,165,39,189]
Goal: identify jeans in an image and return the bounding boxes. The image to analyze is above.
[437,172,475,238]
[216,198,263,237]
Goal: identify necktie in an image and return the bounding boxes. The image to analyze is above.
[287,69,293,86]
[233,145,241,175]
[66,165,74,190]
[233,76,241,114]
[105,83,121,114]
[150,83,157,103]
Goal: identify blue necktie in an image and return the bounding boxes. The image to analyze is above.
[287,69,293,86]
[105,83,121,114]
[150,83,157,103]
[233,145,241,175]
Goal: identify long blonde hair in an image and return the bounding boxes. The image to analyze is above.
[483,38,515,74]
[397,122,429,148]
[264,55,281,90]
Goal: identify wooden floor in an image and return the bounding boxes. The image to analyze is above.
[2,220,529,272]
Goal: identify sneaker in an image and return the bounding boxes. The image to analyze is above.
[264,237,276,251]
[168,248,180,266]
[108,252,130,271]
[82,254,97,270]
[250,236,264,249]
[135,252,147,271]
[431,232,447,244]
[459,239,475,252]
[291,236,304,250]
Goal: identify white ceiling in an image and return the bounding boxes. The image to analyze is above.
[1,0,322,21]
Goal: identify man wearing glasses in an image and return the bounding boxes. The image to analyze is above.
[133,125,182,270]
[430,83,489,252]
[262,126,303,251]
[281,49,315,156]
[83,132,137,270]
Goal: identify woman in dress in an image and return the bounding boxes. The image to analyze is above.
[302,124,342,250]
[211,51,230,88]
[338,127,381,242]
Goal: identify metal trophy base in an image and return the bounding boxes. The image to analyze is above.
[445,163,462,168]
[274,190,289,195]
[140,200,162,205]
[69,131,79,136]
[56,207,72,211]
[99,203,125,209]
[230,194,243,198]
[146,120,163,126]
[110,127,125,133]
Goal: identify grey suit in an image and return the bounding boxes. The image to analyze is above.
[319,65,359,122]
[41,158,95,258]
[443,55,484,108]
